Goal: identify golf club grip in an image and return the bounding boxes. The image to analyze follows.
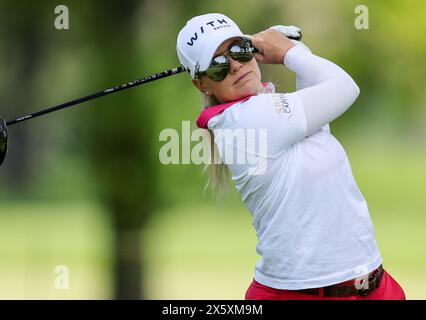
[6,66,188,126]
[287,34,302,41]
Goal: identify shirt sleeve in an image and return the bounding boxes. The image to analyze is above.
[290,40,315,91]
[284,45,360,136]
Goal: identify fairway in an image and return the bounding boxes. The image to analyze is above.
[0,141,425,299]
[0,201,425,299]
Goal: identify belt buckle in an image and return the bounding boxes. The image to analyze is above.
[358,287,371,296]
[358,269,379,296]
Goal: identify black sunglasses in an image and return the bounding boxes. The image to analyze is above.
[195,38,258,81]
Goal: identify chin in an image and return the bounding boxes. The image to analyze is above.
[221,81,262,102]
[242,80,262,96]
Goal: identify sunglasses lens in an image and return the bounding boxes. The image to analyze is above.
[203,40,256,81]
[0,119,8,165]
[206,55,230,81]
[229,41,255,62]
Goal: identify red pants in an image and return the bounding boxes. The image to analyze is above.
[245,270,406,300]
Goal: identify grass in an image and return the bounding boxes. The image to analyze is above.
[142,203,258,300]
[0,202,112,299]
[0,201,425,299]
[142,203,426,300]
[0,140,425,299]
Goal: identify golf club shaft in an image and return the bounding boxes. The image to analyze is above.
[5,66,187,127]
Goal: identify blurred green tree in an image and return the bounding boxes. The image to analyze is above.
[0,1,49,192]
[78,0,160,299]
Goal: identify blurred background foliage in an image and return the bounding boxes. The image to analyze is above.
[0,0,425,299]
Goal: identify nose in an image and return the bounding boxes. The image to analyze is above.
[228,56,243,74]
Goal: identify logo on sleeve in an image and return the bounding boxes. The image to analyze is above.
[272,94,291,113]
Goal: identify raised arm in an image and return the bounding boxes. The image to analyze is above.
[252,29,360,136]
[284,45,360,135]
[290,40,314,91]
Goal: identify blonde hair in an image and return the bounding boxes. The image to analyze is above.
[199,92,231,205]
[198,84,271,204]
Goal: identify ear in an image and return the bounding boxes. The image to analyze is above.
[192,78,206,94]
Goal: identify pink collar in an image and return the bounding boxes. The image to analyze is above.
[195,83,269,129]
[195,96,253,129]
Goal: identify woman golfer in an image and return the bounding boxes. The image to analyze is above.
[176,13,405,300]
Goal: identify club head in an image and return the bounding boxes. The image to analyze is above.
[0,118,8,166]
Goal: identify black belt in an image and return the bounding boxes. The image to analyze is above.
[296,265,384,297]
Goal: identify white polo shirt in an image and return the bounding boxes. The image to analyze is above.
[206,45,382,290]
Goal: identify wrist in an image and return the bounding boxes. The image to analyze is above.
[283,44,307,66]
[281,42,296,63]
